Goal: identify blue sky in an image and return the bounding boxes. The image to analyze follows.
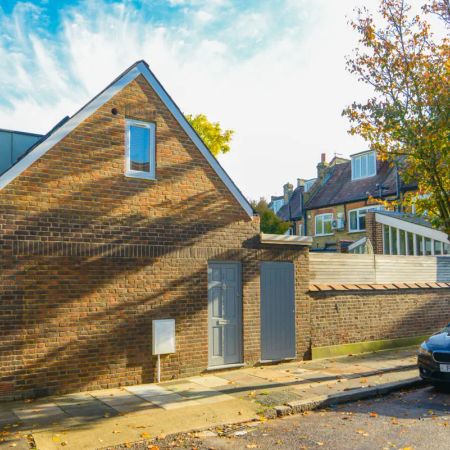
[0,0,425,199]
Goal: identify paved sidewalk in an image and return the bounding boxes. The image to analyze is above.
[0,347,418,450]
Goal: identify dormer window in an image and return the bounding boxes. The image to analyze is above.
[304,178,317,193]
[351,151,376,180]
[125,119,156,179]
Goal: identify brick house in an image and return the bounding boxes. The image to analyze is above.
[277,152,423,252]
[0,60,313,400]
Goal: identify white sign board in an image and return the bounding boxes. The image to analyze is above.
[152,319,175,355]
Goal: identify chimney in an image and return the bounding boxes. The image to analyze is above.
[283,182,293,204]
[317,153,329,179]
[297,178,306,188]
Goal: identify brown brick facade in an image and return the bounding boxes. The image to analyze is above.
[366,212,384,254]
[0,74,310,400]
[309,288,450,348]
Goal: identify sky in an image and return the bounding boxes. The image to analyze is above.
[0,0,428,200]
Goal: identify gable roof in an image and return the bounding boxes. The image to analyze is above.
[0,60,254,217]
[277,185,304,221]
[305,159,417,210]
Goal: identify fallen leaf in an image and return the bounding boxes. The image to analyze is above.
[369,412,378,418]
[140,432,151,439]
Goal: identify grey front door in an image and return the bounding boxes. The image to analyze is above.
[260,262,296,361]
[208,262,242,367]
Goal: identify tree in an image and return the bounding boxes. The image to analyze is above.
[186,113,234,157]
[343,0,450,235]
[251,199,292,235]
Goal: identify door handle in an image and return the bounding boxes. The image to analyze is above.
[216,319,229,325]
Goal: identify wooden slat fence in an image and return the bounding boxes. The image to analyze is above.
[309,253,450,284]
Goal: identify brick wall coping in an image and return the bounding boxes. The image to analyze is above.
[309,282,450,292]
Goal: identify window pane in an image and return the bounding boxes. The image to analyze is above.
[361,154,368,178]
[129,125,150,172]
[358,210,367,231]
[399,230,406,255]
[384,225,390,254]
[443,243,450,255]
[349,211,358,231]
[391,228,398,255]
[407,232,414,255]
[416,236,424,256]
[324,217,332,234]
[316,216,323,235]
[368,152,376,176]
[434,240,442,255]
[425,237,432,255]
[354,157,361,179]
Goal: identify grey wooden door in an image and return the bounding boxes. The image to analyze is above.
[260,262,296,361]
[208,262,242,367]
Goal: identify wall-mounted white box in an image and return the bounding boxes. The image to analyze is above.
[152,319,176,355]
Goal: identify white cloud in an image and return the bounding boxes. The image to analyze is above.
[0,0,429,200]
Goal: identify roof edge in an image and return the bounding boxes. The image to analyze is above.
[0,60,254,218]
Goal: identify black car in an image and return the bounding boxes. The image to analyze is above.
[418,323,450,387]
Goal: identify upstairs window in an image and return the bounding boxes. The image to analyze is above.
[351,151,376,180]
[304,178,317,193]
[348,206,384,232]
[125,119,156,179]
[315,213,333,236]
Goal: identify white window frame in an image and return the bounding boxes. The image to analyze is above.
[315,213,334,236]
[304,179,316,193]
[348,206,383,232]
[125,119,156,180]
[351,151,376,180]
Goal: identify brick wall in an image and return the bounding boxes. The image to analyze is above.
[0,75,310,400]
[366,212,384,254]
[309,288,450,348]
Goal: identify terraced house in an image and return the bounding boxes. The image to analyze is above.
[276,153,450,255]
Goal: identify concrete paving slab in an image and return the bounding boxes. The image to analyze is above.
[189,375,230,388]
[167,384,217,399]
[125,383,172,398]
[51,393,93,404]
[13,403,65,422]
[90,388,156,414]
[147,392,191,409]
[57,399,117,422]
[217,372,272,387]
[0,409,19,427]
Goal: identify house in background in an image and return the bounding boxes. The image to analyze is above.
[273,151,432,253]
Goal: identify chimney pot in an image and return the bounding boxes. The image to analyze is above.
[283,182,294,204]
[321,153,326,163]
